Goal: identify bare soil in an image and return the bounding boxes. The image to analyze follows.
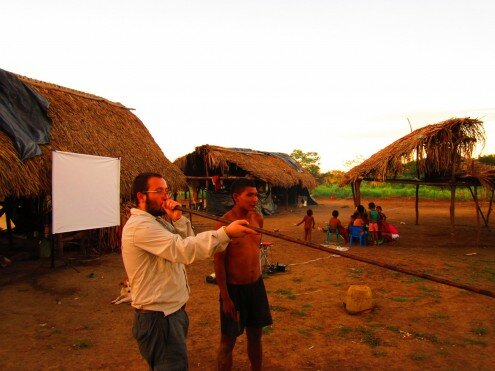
[0,198,494,370]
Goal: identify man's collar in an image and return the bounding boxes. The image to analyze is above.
[131,208,171,223]
[130,208,153,217]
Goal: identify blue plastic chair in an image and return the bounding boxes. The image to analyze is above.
[326,227,341,243]
[349,226,367,246]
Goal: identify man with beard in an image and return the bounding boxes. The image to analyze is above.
[122,172,257,370]
[214,179,272,371]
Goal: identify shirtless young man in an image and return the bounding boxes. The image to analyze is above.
[214,179,273,371]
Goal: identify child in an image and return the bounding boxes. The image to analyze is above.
[328,210,348,242]
[352,212,365,226]
[368,202,379,245]
[297,209,315,242]
[348,213,357,229]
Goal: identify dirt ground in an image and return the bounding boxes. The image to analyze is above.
[0,198,494,370]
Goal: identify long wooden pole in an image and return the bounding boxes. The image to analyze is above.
[177,206,495,299]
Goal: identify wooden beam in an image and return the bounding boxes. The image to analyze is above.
[467,186,488,227]
[185,175,254,180]
[362,178,480,187]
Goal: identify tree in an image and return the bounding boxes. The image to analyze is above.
[290,149,321,178]
[321,170,345,185]
[343,155,365,171]
[479,154,495,166]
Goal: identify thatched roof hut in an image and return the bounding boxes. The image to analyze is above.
[0,72,186,201]
[175,145,317,189]
[340,117,494,232]
[174,145,317,213]
[340,117,490,187]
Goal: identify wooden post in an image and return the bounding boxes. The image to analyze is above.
[203,156,210,210]
[355,180,362,207]
[415,185,419,225]
[351,182,356,206]
[467,186,489,227]
[51,233,55,268]
[487,189,494,227]
[285,188,289,208]
[5,199,13,248]
[471,186,482,245]
[450,185,456,238]
[449,142,457,239]
[415,145,420,225]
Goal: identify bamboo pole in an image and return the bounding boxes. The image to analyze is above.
[177,207,495,299]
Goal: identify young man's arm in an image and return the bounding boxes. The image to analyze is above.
[213,221,238,321]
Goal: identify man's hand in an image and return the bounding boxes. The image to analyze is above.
[162,199,182,221]
[224,220,259,238]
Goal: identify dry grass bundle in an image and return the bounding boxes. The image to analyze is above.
[175,145,317,189]
[459,158,495,190]
[0,73,186,200]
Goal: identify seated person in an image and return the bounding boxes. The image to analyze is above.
[376,206,399,243]
[348,213,357,229]
[356,204,369,225]
[328,210,348,242]
[353,211,366,227]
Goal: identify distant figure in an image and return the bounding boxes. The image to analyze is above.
[368,202,379,245]
[211,175,223,191]
[297,209,315,242]
[328,210,348,242]
[376,205,400,243]
[353,205,368,227]
[348,213,357,229]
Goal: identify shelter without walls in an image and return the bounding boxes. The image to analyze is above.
[339,117,495,238]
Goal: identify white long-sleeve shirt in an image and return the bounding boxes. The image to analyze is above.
[122,208,230,315]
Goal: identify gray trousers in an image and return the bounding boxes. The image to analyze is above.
[132,308,189,371]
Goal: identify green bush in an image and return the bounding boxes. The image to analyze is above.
[311,182,474,201]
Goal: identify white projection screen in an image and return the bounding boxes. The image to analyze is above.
[52,151,120,234]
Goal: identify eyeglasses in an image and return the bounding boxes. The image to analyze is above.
[143,189,173,197]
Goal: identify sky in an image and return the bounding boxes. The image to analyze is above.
[2,0,495,171]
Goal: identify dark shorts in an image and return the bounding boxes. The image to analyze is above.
[132,307,189,371]
[220,276,272,337]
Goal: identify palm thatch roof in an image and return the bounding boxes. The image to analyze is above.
[0,72,186,201]
[174,145,317,189]
[340,117,494,189]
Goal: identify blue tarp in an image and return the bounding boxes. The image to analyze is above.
[0,68,51,160]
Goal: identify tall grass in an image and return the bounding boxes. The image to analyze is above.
[311,182,475,201]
